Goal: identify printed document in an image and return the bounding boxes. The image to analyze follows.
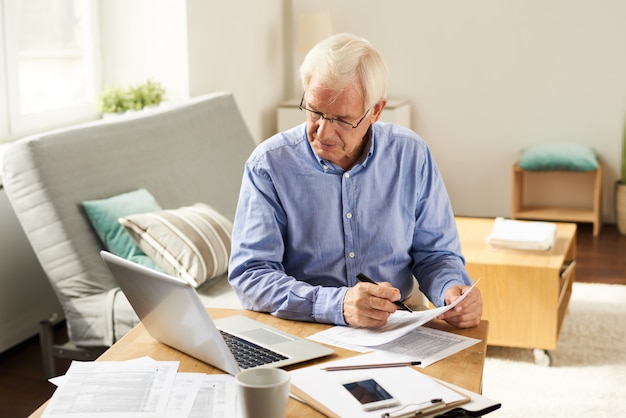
[42,357,238,418]
[309,281,479,347]
[42,359,179,418]
[187,374,237,418]
[369,326,480,367]
[310,325,479,367]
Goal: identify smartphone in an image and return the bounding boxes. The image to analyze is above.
[341,377,400,411]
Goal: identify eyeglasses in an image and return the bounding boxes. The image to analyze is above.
[299,92,370,130]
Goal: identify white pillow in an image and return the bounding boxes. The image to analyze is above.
[119,203,232,287]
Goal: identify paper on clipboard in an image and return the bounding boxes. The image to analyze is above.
[289,353,470,418]
[309,280,479,347]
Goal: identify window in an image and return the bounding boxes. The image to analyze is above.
[0,0,100,142]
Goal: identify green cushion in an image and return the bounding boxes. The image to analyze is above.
[82,188,162,269]
[518,143,598,171]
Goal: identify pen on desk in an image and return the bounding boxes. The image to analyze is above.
[356,273,413,313]
[321,361,421,372]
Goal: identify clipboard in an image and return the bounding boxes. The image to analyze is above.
[289,361,471,418]
[291,378,471,418]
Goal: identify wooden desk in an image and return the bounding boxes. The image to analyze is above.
[456,216,576,352]
[29,309,488,417]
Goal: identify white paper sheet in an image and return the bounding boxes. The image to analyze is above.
[42,360,179,418]
[187,374,237,418]
[310,325,480,367]
[309,281,479,347]
[42,357,238,418]
[164,373,204,418]
[369,326,480,367]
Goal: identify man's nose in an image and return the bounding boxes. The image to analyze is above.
[316,116,336,136]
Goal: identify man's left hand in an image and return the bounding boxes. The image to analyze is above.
[437,285,483,328]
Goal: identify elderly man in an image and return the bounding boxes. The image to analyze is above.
[229,33,482,329]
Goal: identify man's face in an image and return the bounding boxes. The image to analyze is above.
[303,79,381,170]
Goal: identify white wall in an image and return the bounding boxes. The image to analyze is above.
[99,0,285,144]
[291,0,626,222]
[99,0,626,223]
[185,0,285,143]
[99,1,189,99]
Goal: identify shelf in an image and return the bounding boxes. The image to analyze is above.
[512,162,603,236]
[513,207,596,223]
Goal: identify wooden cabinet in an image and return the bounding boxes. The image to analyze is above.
[455,217,576,351]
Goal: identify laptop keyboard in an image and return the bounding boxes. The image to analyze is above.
[220,330,288,369]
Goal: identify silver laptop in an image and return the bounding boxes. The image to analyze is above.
[100,250,334,375]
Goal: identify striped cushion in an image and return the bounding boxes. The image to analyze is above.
[119,203,232,287]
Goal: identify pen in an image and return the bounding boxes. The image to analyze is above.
[356,273,413,312]
[321,361,421,371]
[381,398,446,418]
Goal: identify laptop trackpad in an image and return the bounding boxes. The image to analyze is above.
[241,328,293,346]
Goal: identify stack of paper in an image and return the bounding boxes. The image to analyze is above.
[486,217,557,251]
[42,357,237,418]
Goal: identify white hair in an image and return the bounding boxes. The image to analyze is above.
[299,33,389,109]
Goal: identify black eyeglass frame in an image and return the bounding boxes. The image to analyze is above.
[299,92,371,130]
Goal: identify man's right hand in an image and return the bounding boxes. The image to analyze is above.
[342,282,401,327]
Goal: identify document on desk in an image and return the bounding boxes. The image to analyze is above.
[371,326,480,367]
[42,357,238,418]
[310,324,480,367]
[310,281,479,347]
[165,373,204,418]
[186,374,237,418]
[42,359,179,418]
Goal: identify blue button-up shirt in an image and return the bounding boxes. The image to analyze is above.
[228,122,471,325]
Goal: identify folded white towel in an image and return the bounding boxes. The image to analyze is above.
[486,217,557,251]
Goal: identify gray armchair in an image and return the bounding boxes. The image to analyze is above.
[2,92,254,377]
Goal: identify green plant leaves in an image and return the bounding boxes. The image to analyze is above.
[98,80,166,114]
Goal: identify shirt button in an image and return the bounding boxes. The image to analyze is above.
[348,252,355,258]
[344,172,350,178]
[346,212,352,219]
[323,165,329,171]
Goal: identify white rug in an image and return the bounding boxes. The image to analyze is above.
[482,283,626,417]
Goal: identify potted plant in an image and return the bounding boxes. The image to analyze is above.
[98,80,166,116]
[128,79,166,110]
[616,119,626,235]
[98,86,132,114]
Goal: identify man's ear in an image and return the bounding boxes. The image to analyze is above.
[369,98,388,123]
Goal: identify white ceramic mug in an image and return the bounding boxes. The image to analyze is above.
[235,368,291,418]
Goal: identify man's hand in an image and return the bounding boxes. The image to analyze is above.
[343,282,401,327]
[437,285,483,328]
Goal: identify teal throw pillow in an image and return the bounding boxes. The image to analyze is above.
[518,142,598,172]
[82,188,162,269]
